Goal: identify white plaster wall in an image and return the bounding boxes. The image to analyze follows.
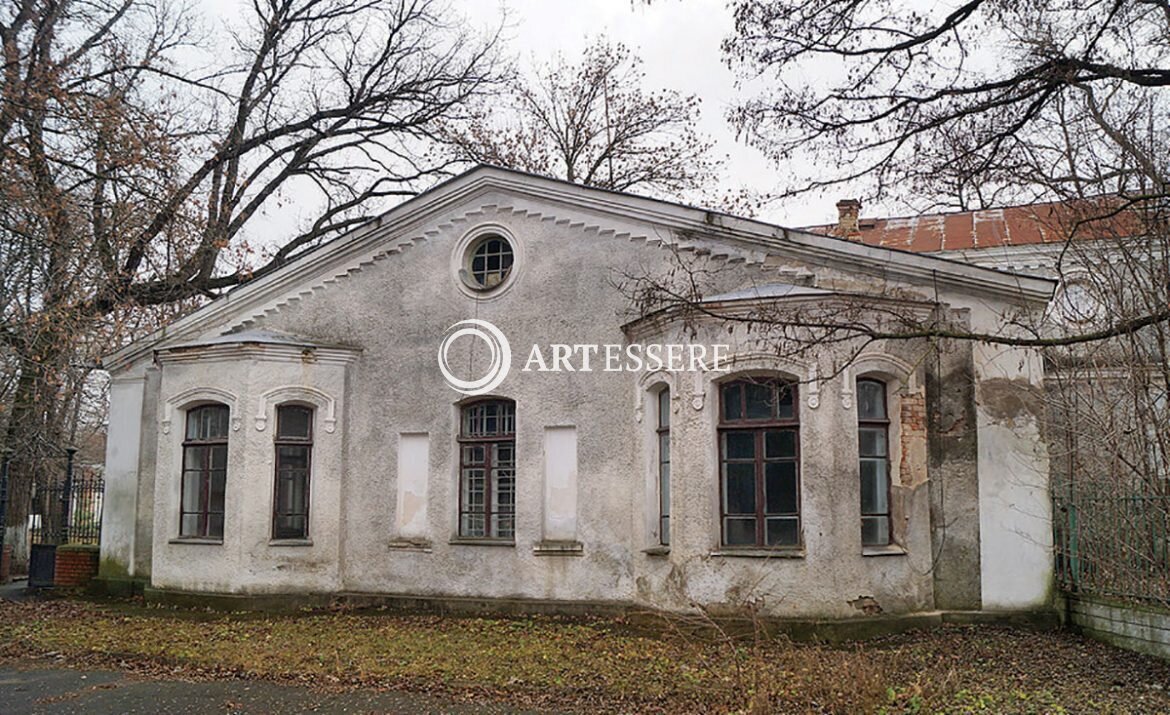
[131,188,1054,616]
[148,349,351,594]
[395,433,430,540]
[972,339,1054,609]
[99,370,147,578]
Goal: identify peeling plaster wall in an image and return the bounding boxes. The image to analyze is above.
[972,341,1053,609]
[121,188,1054,617]
[624,324,939,618]
[147,348,352,595]
[926,333,983,610]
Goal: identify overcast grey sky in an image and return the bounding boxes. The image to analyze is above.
[457,0,804,215]
[201,0,848,230]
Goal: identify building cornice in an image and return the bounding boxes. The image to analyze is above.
[155,342,360,367]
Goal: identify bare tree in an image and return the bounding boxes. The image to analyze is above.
[723,0,1168,208]
[0,0,502,562]
[439,39,719,198]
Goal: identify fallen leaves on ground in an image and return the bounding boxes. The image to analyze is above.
[1,598,1168,714]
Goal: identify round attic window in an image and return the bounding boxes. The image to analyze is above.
[466,234,514,290]
[452,225,522,300]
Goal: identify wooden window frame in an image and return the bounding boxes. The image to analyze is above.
[180,404,229,539]
[857,378,892,547]
[458,399,516,540]
[273,404,313,540]
[717,378,801,548]
[657,387,671,546]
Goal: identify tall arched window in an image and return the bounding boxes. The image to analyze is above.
[181,404,229,538]
[718,378,800,547]
[857,378,891,546]
[273,404,313,540]
[459,399,516,539]
[657,387,671,546]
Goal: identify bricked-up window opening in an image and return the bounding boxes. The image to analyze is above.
[858,379,891,546]
[657,387,671,546]
[273,405,313,539]
[719,378,800,547]
[181,404,229,538]
[459,399,516,539]
[469,236,514,289]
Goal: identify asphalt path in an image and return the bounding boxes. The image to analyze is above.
[0,663,539,714]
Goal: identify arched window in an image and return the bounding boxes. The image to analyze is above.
[657,387,671,546]
[273,404,313,540]
[857,378,891,546]
[718,378,800,547]
[181,404,229,538]
[459,399,516,539]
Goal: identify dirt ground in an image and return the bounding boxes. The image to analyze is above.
[1,596,1168,714]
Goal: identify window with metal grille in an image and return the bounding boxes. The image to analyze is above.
[459,399,516,539]
[857,379,891,546]
[273,404,313,540]
[180,404,229,538]
[468,236,514,289]
[718,378,800,547]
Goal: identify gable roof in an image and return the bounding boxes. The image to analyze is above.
[102,165,1056,373]
[805,197,1141,252]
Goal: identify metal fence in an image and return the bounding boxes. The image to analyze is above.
[1,447,104,548]
[29,462,104,547]
[1055,482,1170,606]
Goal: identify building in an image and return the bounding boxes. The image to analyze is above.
[97,166,1057,622]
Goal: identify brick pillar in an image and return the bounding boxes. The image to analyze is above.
[54,544,100,587]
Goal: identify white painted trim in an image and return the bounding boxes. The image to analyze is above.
[254,385,338,434]
[635,370,678,424]
[850,353,918,393]
[162,387,241,435]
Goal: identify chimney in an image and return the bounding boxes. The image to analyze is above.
[835,198,862,240]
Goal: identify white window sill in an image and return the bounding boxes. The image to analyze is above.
[533,540,583,556]
[709,548,805,559]
[448,537,515,547]
[269,538,313,547]
[388,538,432,553]
[169,537,222,546]
[862,544,907,557]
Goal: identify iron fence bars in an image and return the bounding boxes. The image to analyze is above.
[1055,478,1170,607]
[29,463,104,547]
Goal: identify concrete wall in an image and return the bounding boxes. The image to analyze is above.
[1071,597,1170,660]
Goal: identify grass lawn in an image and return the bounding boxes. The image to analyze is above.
[1,597,1168,714]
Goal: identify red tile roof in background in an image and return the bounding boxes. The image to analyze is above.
[803,198,1139,253]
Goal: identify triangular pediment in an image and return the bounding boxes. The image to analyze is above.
[103,165,1055,373]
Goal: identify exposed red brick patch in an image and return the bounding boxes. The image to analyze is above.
[54,547,99,587]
